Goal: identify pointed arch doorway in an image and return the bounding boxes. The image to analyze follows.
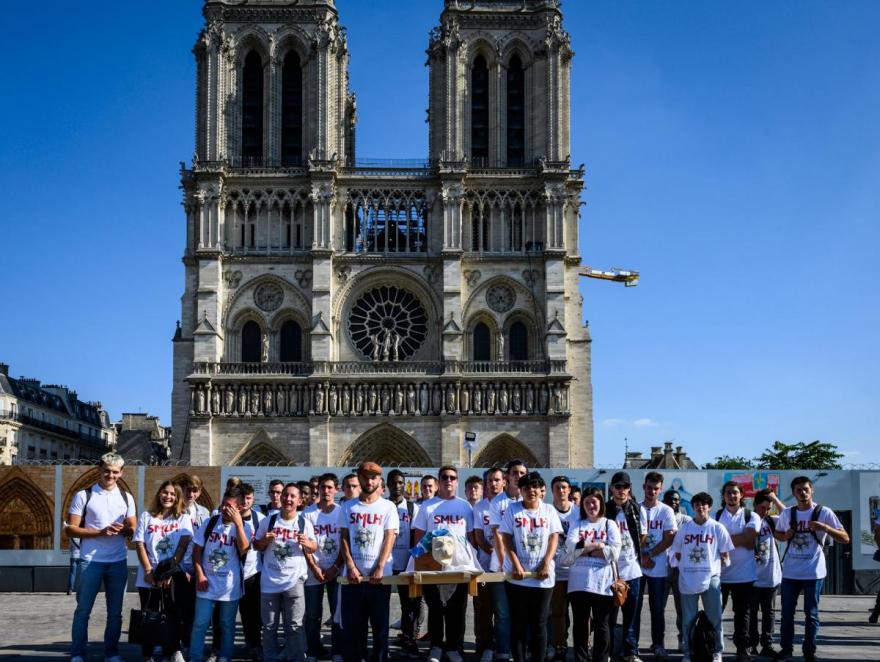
[339,424,433,467]
[472,433,539,468]
[231,430,290,465]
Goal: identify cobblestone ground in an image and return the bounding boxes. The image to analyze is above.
[1,592,877,661]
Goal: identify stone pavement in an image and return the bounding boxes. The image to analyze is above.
[1,592,877,661]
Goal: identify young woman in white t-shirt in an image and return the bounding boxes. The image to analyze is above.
[499,471,563,662]
[563,487,622,662]
[133,481,193,662]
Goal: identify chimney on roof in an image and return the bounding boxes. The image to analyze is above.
[0,363,8,376]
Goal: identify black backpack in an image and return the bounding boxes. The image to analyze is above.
[716,507,753,524]
[690,610,716,662]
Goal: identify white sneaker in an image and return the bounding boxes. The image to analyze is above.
[480,650,495,662]
[391,618,402,629]
[712,655,723,662]
[171,653,186,662]
[428,647,443,662]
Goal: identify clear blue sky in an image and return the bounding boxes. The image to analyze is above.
[1,1,877,467]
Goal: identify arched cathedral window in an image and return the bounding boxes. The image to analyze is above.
[473,322,492,361]
[471,55,489,164]
[241,320,262,363]
[509,320,529,361]
[241,51,264,164]
[279,320,302,362]
[507,55,525,166]
[281,51,303,167]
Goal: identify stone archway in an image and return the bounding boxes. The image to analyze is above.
[339,424,433,467]
[61,468,135,550]
[0,468,54,550]
[472,433,539,469]
[231,429,290,465]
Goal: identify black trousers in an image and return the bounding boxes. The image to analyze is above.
[722,581,754,651]
[748,585,777,649]
[174,571,196,648]
[396,582,423,641]
[506,582,553,662]
[138,586,180,657]
[569,590,614,662]
[423,583,469,653]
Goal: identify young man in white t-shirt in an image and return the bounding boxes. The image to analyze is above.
[717,480,761,661]
[500,471,563,662]
[473,466,506,662]
[487,459,528,661]
[413,464,476,662]
[254,482,317,662]
[549,475,578,661]
[639,472,678,662]
[387,468,422,658]
[66,452,137,662]
[340,461,399,662]
[606,471,648,662]
[775,476,849,662]
[749,488,785,658]
[670,491,734,662]
[662,489,691,651]
[303,473,344,662]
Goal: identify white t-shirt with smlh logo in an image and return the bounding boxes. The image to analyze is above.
[255,512,315,593]
[777,505,842,581]
[641,502,678,579]
[499,501,563,589]
[671,518,734,595]
[755,515,782,588]
[68,484,137,563]
[473,498,494,571]
[614,506,647,581]
[196,518,244,602]
[565,517,622,596]
[304,504,342,585]
[553,503,578,581]
[182,502,210,572]
[133,512,193,589]
[718,507,761,583]
[341,497,399,577]
[488,491,522,571]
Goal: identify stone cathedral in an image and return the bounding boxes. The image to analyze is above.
[172,0,594,468]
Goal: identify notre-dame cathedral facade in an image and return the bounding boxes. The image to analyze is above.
[172,0,594,468]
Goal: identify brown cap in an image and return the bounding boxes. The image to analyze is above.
[357,461,383,476]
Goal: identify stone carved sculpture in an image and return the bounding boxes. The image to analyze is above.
[419,383,429,415]
[342,385,351,415]
[381,386,391,414]
[432,385,442,415]
[499,384,509,414]
[225,387,235,415]
[406,384,416,415]
[210,387,220,415]
[445,384,456,413]
[460,385,470,414]
[355,385,365,414]
[261,334,270,363]
[487,385,496,414]
[329,385,338,415]
[196,388,206,414]
[395,385,405,415]
[263,387,273,416]
[315,386,325,415]
[368,385,378,414]
[552,384,562,414]
[526,384,535,414]
[512,385,522,414]
[473,384,482,414]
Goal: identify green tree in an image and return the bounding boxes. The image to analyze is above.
[755,440,844,470]
[703,455,755,470]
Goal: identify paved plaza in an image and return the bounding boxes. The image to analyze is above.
[0,591,877,661]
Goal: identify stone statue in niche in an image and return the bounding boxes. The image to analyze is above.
[473,384,483,414]
[381,385,391,414]
[539,384,549,414]
[526,384,535,413]
[499,384,509,414]
[237,387,247,416]
[277,385,287,415]
[263,387,273,416]
[512,384,522,413]
[381,332,392,361]
[328,385,338,415]
[210,387,220,415]
[196,388,206,414]
[367,385,377,414]
[355,385,364,414]
[392,332,402,362]
[250,386,260,416]
[561,385,569,413]
[552,383,562,414]
[406,384,416,414]
[225,387,235,415]
[486,385,496,414]
[261,333,270,363]
[342,385,351,414]
[497,334,505,362]
[395,384,405,415]
[460,385,470,414]
[445,384,456,413]
[370,332,381,361]
[315,385,325,415]
[419,383,429,415]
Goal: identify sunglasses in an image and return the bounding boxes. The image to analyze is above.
[613,483,631,490]
[439,474,458,481]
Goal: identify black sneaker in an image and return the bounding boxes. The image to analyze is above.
[759,646,780,659]
[776,651,794,662]
[401,640,420,658]
[869,609,879,624]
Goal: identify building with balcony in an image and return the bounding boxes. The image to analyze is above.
[0,363,116,465]
[172,0,593,467]
[115,413,172,466]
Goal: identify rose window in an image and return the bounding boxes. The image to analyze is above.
[348,286,428,360]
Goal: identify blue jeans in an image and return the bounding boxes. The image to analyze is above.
[341,583,391,662]
[780,577,824,656]
[305,580,340,657]
[638,575,667,649]
[681,575,724,655]
[190,597,238,662]
[70,558,129,658]
[491,579,512,655]
[610,576,641,657]
[68,557,82,593]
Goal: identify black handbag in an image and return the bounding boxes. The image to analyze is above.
[153,558,181,582]
[128,589,170,646]
[873,548,880,563]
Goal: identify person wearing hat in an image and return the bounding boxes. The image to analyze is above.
[339,461,399,662]
[606,471,648,662]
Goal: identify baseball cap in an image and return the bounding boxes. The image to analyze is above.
[357,461,383,476]
[610,471,632,487]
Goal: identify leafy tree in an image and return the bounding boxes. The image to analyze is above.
[755,440,844,470]
[703,455,755,470]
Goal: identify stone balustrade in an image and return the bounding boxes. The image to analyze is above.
[191,359,566,377]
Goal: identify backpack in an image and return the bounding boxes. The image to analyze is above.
[263,511,307,560]
[757,515,780,562]
[202,514,246,583]
[690,610,717,662]
[780,504,825,563]
[607,498,643,560]
[715,507,753,525]
[82,484,132,514]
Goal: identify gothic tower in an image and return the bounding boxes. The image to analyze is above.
[172,0,593,467]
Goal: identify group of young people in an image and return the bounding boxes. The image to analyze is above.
[66,452,851,662]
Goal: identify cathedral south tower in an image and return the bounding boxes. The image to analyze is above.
[172,0,593,467]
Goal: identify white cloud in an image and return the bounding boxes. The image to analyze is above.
[633,418,660,428]
[602,417,661,429]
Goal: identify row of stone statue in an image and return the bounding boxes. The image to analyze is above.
[191,380,570,417]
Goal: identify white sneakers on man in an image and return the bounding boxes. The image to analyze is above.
[712,654,723,662]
